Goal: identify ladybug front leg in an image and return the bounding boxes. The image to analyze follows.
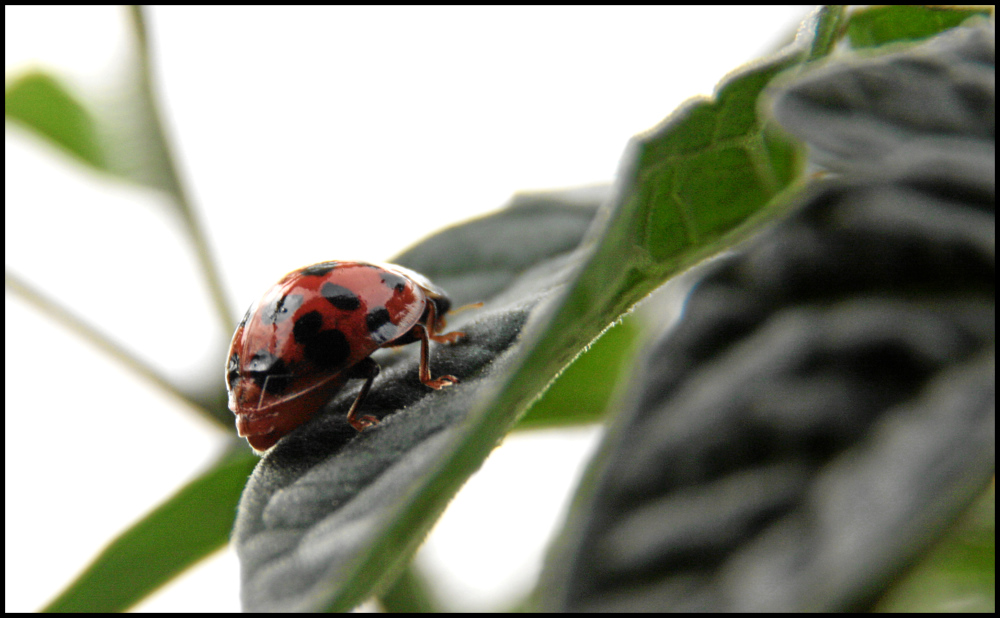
[344,357,381,431]
[425,299,466,344]
[412,322,459,389]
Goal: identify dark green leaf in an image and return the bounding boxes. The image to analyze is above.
[43,445,257,612]
[5,71,106,171]
[541,24,995,612]
[847,5,993,49]
[772,24,995,171]
[232,9,830,611]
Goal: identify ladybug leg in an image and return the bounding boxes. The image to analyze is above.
[425,300,466,344]
[413,322,459,389]
[344,357,381,431]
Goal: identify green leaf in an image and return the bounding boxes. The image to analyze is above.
[847,5,993,49]
[807,5,848,62]
[43,445,257,613]
[5,71,107,171]
[515,314,642,430]
[232,8,833,611]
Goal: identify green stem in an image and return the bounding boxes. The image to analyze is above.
[5,269,231,431]
[127,6,237,332]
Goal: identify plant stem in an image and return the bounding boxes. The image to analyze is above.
[5,269,232,431]
[127,5,237,333]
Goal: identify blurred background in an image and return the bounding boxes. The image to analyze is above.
[5,6,812,612]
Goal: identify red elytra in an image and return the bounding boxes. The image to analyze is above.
[225,261,465,451]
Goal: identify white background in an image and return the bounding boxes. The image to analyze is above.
[6,6,812,612]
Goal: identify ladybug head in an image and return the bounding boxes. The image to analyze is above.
[430,295,451,325]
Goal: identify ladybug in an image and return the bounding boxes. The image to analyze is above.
[226,260,465,451]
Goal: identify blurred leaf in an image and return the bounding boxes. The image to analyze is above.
[876,483,995,612]
[5,71,107,171]
[232,7,833,611]
[771,24,995,171]
[5,7,235,330]
[540,23,995,612]
[847,5,993,49]
[378,563,442,613]
[43,445,257,612]
[4,62,176,198]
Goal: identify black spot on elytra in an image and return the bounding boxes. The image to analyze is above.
[292,310,323,344]
[260,294,304,324]
[300,261,340,277]
[246,351,292,395]
[292,311,352,367]
[303,329,352,368]
[380,271,407,292]
[366,307,397,344]
[226,352,240,389]
[321,282,361,311]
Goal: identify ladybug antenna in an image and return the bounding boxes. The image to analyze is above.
[449,301,484,316]
[437,300,483,331]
